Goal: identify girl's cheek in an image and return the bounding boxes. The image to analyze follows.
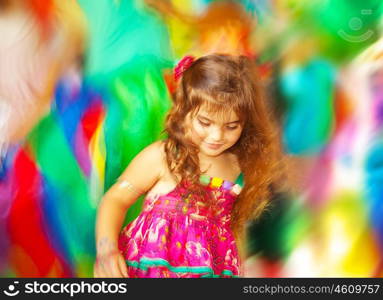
[191,122,205,139]
[196,127,208,140]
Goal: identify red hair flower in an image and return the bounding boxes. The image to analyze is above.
[174,55,195,81]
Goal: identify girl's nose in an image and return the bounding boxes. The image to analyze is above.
[210,127,223,141]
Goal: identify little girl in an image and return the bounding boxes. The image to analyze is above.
[93,54,284,278]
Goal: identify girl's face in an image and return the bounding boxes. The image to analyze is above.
[187,106,243,157]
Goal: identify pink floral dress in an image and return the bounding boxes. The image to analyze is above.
[118,174,243,278]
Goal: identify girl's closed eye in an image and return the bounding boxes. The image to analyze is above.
[198,119,210,127]
[226,125,239,130]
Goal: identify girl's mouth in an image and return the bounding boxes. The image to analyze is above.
[204,142,223,150]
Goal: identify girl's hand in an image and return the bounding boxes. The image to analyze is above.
[94,250,128,278]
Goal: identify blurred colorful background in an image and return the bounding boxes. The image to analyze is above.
[0,0,382,277]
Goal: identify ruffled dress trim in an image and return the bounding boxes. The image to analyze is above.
[126,257,239,278]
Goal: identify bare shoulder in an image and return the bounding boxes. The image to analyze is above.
[118,140,168,193]
[137,140,165,159]
[129,140,167,171]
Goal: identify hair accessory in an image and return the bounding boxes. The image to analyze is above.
[174,55,195,81]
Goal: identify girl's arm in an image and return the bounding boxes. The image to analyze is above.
[94,141,165,277]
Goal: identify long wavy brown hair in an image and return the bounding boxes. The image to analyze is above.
[164,54,286,242]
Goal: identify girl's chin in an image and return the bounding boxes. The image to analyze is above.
[199,145,225,157]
